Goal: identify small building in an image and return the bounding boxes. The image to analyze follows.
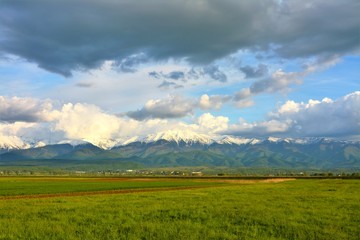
[191,171,203,176]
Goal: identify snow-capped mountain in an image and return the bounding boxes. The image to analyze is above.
[217,136,255,145]
[141,129,213,145]
[1,132,359,169]
[58,139,92,146]
[1,130,358,150]
[0,135,30,151]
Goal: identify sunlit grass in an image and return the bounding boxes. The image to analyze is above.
[0,179,358,239]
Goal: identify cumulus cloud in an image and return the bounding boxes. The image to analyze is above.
[0,96,59,123]
[2,0,356,76]
[272,92,360,137]
[197,113,229,134]
[0,121,38,136]
[54,103,123,142]
[198,94,230,110]
[1,92,359,145]
[225,91,360,138]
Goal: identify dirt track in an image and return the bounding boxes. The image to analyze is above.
[196,178,296,184]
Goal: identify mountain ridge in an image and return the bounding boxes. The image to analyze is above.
[2,129,358,151]
[1,133,359,169]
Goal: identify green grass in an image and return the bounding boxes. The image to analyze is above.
[0,177,217,196]
[0,178,359,240]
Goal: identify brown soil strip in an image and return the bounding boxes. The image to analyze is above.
[195,178,296,184]
[262,178,296,183]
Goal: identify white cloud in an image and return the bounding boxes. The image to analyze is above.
[198,94,230,110]
[197,113,229,134]
[52,102,197,144]
[0,122,38,136]
[225,91,360,138]
[54,103,123,142]
[1,92,359,146]
[225,119,290,137]
[0,96,59,123]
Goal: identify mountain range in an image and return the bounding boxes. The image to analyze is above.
[1,130,359,170]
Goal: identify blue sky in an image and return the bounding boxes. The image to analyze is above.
[0,0,359,145]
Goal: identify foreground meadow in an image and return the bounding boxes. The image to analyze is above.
[0,177,359,240]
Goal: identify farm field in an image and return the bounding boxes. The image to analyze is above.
[0,177,359,240]
[0,177,219,197]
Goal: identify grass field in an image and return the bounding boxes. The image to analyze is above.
[0,177,219,197]
[0,177,359,240]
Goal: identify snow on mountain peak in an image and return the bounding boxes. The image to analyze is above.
[34,141,47,148]
[58,139,91,146]
[267,137,282,142]
[1,133,357,150]
[218,136,253,145]
[0,135,30,150]
[142,129,213,145]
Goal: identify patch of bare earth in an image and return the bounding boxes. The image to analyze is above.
[196,178,296,184]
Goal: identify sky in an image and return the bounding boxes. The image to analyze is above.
[0,0,359,146]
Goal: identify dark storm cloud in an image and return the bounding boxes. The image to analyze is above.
[0,0,359,76]
[113,53,149,73]
[273,0,360,58]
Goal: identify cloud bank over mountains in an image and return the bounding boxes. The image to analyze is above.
[1,92,359,146]
[226,91,360,138]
